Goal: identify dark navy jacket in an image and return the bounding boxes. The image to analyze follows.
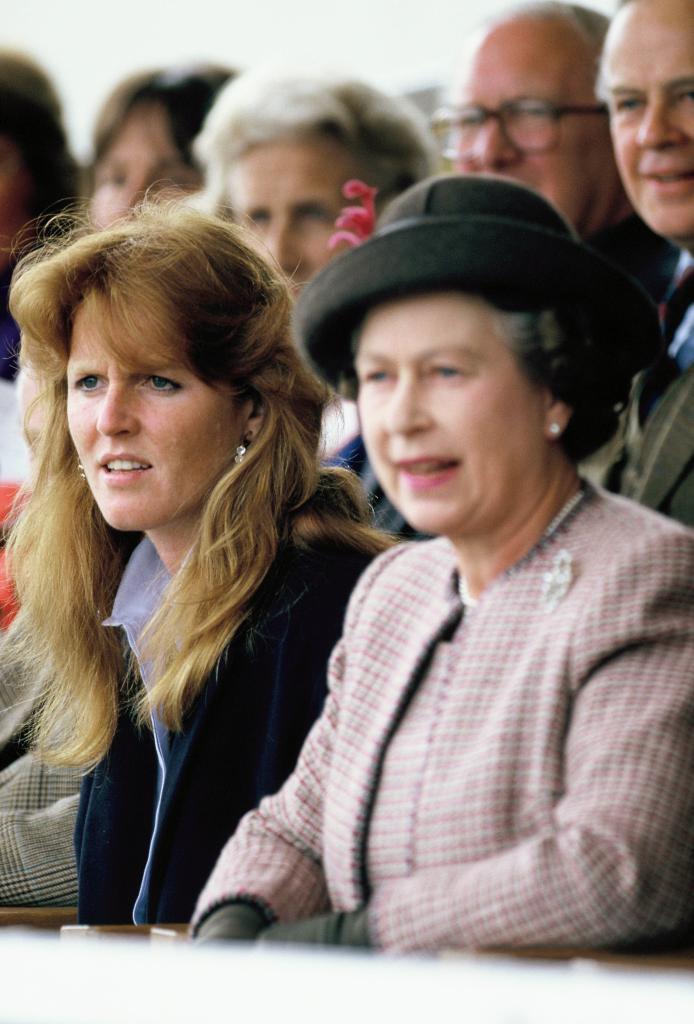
[75,544,373,925]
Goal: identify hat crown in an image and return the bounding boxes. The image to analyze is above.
[378,173,576,241]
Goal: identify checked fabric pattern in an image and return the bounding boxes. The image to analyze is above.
[195,488,694,952]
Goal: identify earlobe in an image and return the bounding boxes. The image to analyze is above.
[545,398,573,440]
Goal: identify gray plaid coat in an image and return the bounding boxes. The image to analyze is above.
[195,488,694,952]
[0,650,79,905]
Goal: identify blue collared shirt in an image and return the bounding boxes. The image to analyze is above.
[102,536,171,923]
[669,251,694,372]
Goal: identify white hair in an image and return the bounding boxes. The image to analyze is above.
[195,68,437,215]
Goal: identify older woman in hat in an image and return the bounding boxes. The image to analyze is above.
[193,176,694,953]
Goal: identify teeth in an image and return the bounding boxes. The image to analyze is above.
[106,460,149,471]
[405,461,449,474]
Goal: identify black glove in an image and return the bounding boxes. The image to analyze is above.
[195,902,268,944]
[258,908,371,948]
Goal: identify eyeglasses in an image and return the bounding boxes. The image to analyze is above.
[432,99,609,160]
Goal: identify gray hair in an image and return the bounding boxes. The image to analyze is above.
[484,2,609,47]
[195,69,437,216]
[498,305,626,462]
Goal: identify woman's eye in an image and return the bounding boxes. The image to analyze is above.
[148,375,179,391]
[433,365,462,378]
[359,369,389,384]
[76,375,100,391]
[298,204,333,224]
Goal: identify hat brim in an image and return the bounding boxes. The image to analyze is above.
[294,214,660,390]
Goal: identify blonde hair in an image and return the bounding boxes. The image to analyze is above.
[7,202,387,768]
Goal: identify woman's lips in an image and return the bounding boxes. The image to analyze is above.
[397,459,459,491]
[104,459,151,472]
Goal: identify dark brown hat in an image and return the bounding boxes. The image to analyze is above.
[293,173,660,390]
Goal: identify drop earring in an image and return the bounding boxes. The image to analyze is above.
[234,440,249,465]
[78,460,86,479]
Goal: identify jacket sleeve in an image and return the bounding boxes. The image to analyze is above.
[0,751,82,813]
[0,799,79,906]
[191,549,404,933]
[192,637,345,931]
[0,753,80,906]
[368,530,694,952]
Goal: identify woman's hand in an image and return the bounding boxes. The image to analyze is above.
[195,902,267,943]
[258,908,371,948]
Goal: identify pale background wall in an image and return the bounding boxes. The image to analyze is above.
[7,0,613,161]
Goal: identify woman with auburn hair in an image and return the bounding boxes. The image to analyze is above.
[6,201,386,924]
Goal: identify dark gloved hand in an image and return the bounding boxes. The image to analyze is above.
[259,907,371,948]
[195,901,268,944]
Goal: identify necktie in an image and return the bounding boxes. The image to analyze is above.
[661,266,694,350]
[640,268,694,421]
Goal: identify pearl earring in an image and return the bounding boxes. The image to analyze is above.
[234,443,247,465]
[549,422,562,437]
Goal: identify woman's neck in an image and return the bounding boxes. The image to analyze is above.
[454,464,581,601]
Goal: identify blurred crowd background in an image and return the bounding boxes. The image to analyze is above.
[8,0,612,159]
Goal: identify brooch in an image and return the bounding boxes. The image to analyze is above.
[541,549,574,612]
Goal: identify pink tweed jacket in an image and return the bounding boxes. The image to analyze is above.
[194,488,694,952]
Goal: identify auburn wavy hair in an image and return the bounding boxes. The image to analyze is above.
[7,202,387,768]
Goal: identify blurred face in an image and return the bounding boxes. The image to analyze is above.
[90,102,202,229]
[66,300,261,572]
[0,134,34,274]
[603,0,694,253]
[226,136,362,292]
[355,292,572,568]
[452,17,628,238]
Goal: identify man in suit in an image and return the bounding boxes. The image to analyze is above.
[439,2,676,301]
[601,0,694,526]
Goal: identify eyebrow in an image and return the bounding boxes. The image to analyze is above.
[609,76,694,93]
[356,343,482,364]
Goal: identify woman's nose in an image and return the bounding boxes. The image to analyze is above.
[267,221,301,277]
[96,384,136,436]
[384,378,430,435]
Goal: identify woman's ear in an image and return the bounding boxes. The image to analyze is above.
[544,395,573,441]
[243,394,264,442]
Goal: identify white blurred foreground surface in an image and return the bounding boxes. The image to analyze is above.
[1,930,694,1024]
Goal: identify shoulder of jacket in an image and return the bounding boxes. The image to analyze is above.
[568,490,694,609]
[343,538,456,632]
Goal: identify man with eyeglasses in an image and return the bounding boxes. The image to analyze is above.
[438,2,675,301]
[599,0,694,526]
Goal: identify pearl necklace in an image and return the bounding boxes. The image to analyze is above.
[457,486,585,609]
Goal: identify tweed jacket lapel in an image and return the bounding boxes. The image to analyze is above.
[634,364,694,511]
[322,540,463,908]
